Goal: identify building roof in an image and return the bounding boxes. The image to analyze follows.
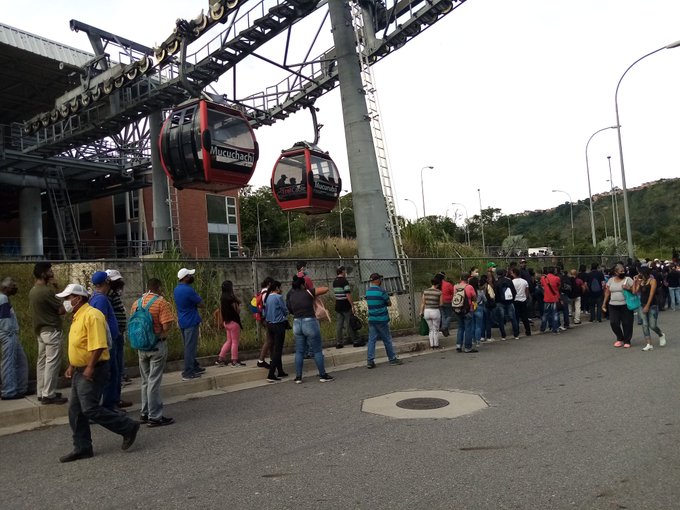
[0,22,93,124]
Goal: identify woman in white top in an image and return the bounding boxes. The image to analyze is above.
[602,263,634,348]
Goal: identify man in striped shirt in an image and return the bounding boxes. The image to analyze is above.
[365,273,402,369]
[332,266,360,348]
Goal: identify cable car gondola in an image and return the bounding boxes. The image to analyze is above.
[159,99,258,191]
[271,142,341,214]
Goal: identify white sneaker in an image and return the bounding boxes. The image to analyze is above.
[642,344,653,352]
[513,336,520,340]
[659,334,667,347]
[558,326,567,331]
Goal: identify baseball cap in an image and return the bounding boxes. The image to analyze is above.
[91,271,108,285]
[520,259,527,263]
[177,268,196,280]
[105,269,123,281]
[369,272,383,281]
[337,265,346,274]
[56,283,89,298]
[487,262,497,268]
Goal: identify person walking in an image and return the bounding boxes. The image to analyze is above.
[131,278,175,427]
[365,273,403,368]
[286,276,334,383]
[264,280,289,382]
[174,268,205,380]
[332,266,359,348]
[56,284,140,462]
[420,277,443,349]
[215,280,245,367]
[602,263,635,348]
[0,277,28,400]
[633,267,667,351]
[29,262,67,405]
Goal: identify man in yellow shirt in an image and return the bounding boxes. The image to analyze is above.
[56,284,140,462]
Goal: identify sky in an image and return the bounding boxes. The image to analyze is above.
[4,0,680,227]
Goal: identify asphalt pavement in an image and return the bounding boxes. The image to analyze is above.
[2,311,680,510]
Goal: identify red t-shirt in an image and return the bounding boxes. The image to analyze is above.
[541,274,561,303]
[441,280,454,304]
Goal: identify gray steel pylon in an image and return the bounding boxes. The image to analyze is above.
[351,1,409,290]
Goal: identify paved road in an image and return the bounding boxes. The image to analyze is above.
[2,312,680,509]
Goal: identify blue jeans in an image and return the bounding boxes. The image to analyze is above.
[102,334,123,409]
[0,332,28,398]
[639,305,663,339]
[181,326,201,377]
[472,307,484,342]
[440,304,453,332]
[138,341,168,420]
[669,287,680,311]
[367,321,397,362]
[69,362,137,452]
[541,302,559,333]
[293,318,327,377]
[456,313,474,349]
[497,302,519,338]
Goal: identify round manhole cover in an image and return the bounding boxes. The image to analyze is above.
[396,397,450,410]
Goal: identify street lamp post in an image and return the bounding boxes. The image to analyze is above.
[338,189,350,239]
[607,156,621,244]
[451,202,470,245]
[552,189,574,249]
[477,189,485,255]
[614,39,680,259]
[287,211,292,248]
[585,126,618,247]
[404,198,419,221]
[578,202,608,240]
[420,165,434,218]
[256,202,264,257]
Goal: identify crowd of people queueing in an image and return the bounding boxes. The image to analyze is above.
[417,257,674,353]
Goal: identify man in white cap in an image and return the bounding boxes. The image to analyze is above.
[56,283,140,462]
[174,268,205,380]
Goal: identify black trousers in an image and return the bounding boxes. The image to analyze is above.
[267,322,287,378]
[608,304,634,342]
[513,301,532,335]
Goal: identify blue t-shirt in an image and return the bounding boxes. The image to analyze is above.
[264,293,288,324]
[89,291,119,338]
[366,284,390,323]
[174,283,203,329]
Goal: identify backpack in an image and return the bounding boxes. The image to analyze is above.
[127,295,159,351]
[452,284,470,315]
[590,276,601,294]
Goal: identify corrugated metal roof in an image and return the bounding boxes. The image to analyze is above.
[0,22,92,67]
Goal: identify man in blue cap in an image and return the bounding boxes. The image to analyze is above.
[89,271,121,411]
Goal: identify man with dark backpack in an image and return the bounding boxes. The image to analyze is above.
[129,278,175,427]
[587,263,605,322]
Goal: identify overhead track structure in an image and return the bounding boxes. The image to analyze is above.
[16,0,465,156]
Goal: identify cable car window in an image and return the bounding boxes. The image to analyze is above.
[206,110,256,172]
[273,154,307,201]
[310,155,340,200]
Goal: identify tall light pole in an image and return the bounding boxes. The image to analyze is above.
[477,189,485,255]
[451,202,470,245]
[420,165,434,218]
[287,211,292,248]
[607,156,621,244]
[615,39,680,259]
[578,202,608,240]
[256,201,263,257]
[404,198,419,221]
[338,190,349,239]
[585,126,618,247]
[552,189,574,249]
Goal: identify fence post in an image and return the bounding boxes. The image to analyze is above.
[407,258,417,326]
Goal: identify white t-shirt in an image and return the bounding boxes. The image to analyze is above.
[512,277,529,302]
